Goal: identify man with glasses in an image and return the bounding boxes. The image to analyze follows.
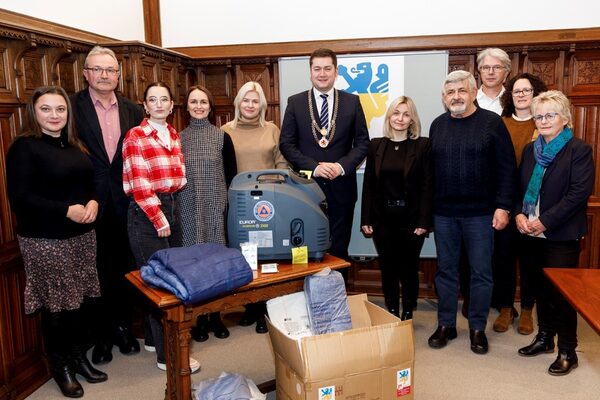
[428,70,516,355]
[476,48,511,115]
[71,46,143,364]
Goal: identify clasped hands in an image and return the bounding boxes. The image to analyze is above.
[314,162,342,180]
[67,200,98,224]
[515,213,546,236]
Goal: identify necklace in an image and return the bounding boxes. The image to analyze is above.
[308,89,339,148]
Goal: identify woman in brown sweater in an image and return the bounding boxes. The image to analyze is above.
[492,73,548,335]
[222,81,288,333]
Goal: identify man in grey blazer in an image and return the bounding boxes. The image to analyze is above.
[279,48,370,276]
[70,46,143,364]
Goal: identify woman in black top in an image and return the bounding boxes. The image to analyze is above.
[361,96,433,320]
[6,86,107,398]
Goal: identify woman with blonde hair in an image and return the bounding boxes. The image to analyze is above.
[222,81,287,333]
[515,90,594,375]
[360,96,433,320]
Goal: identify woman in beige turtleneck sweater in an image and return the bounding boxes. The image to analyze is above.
[222,81,288,171]
[221,81,288,334]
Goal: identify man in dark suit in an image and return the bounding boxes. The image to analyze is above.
[70,46,143,364]
[279,48,370,273]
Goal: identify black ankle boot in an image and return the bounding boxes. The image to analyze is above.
[192,315,209,342]
[400,310,413,321]
[209,312,230,339]
[72,353,108,383]
[548,350,578,376]
[518,332,555,357]
[53,364,84,398]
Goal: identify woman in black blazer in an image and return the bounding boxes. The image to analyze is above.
[515,90,595,376]
[361,96,433,320]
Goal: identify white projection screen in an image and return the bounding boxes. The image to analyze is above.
[278,51,448,258]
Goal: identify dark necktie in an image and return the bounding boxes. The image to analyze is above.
[319,94,329,130]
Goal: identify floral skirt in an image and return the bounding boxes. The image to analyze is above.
[18,230,101,314]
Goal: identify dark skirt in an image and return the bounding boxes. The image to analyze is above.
[18,230,101,314]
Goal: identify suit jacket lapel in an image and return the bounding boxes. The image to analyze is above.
[309,89,321,124]
[403,139,417,180]
[374,138,388,179]
[80,90,109,162]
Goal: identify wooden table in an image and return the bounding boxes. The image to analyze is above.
[126,254,350,400]
[544,268,600,335]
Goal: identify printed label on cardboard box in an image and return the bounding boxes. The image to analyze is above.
[396,368,412,396]
[318,385,335,400]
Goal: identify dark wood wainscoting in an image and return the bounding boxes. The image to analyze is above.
[0,9,599,398]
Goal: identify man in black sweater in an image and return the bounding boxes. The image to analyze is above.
[427,70,516,355]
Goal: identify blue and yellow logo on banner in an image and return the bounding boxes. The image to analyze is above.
[337,61,389,128]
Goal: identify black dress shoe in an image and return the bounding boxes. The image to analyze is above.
[548,350,578,376]
[114,326,140,355]
[53,365,84,398]
[255,315,268,334]
[400,310,413,321]
[192,316,209,342]
[210,314,230,339]
[91,341,113,364]
[428,326,457,349]
[518,333,555,357]
[238,308,257,327]
[72,355,108,383]
[469,329,489,354]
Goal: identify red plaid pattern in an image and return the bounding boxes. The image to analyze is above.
[123,119,186,231]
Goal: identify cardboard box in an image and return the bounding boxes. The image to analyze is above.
[267,294,415,400]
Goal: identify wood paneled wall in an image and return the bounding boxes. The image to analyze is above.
[0,9,599,398]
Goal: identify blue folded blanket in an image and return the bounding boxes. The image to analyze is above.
[304,269,352,334]
[140,243,253,305]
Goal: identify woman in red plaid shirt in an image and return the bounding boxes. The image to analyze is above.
[122,82,199,373]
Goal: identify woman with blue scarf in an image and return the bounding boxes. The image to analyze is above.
[515,91,594,376]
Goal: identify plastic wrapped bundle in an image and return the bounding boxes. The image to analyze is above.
[304,268,352,334]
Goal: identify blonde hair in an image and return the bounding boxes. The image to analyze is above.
[231,81,268,128]
[383,96,421,139]
[531,90,573,129]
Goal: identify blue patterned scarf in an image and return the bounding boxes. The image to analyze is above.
[522,127,573,215]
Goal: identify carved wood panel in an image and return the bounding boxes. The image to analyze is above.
[523,50,565,91]
[571,102,600,200]
[568,50,600,96]
[200,65,231,99]
[17,50,47,99]
[0,106,19,246]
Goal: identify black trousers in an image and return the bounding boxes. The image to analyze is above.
[87,199,136,343]
[519,235,580,351]
[372,209,424,312]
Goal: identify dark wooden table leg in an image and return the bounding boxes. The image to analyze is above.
[163,306,193,400]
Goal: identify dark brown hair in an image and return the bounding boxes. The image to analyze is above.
[17,86,87,153]
[185,85,216,124]
[310,48,338,68]
[500,73,548,117]
[144,81,174,101]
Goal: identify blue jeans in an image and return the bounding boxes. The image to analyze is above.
[434,214,494,330]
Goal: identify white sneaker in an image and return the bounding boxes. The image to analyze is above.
[157,357,200,373]
[144,344,156,352]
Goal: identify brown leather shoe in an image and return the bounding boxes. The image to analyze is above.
[518,308,534,335]
[493,307,515,332]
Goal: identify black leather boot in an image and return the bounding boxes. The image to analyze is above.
[53,364,84,398]
[518,331,555,357]
[548,350,578,376]
[72,352,108,383]
[385,297,400,318]
[192,315,209,342]
[209,312,230,339]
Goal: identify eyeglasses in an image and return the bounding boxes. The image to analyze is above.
[479,65,505,73]
[512,88,534,97]
[146,97,171,105]
[84,66,120,76]
[532,112,560,122]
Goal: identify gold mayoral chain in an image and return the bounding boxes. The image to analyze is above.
[308,89,339,148]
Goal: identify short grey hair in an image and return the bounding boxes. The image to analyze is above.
[477,48,511,73]
[443,70,477,93]
[84,45,119,68]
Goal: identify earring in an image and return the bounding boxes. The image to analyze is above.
[169,109,173,114]
[145,109,150,115]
